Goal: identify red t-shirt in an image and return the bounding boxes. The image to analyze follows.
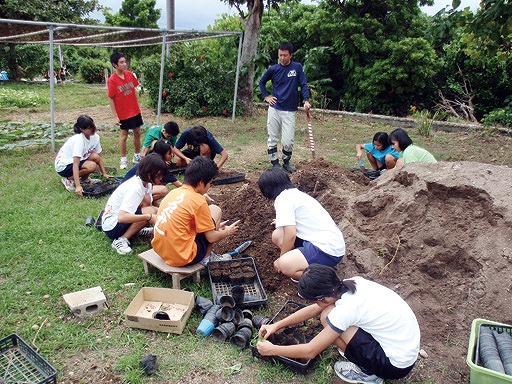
[107,70,141,121]
[152,185,215,267]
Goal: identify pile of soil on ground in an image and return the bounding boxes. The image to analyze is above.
[208,158,512,383]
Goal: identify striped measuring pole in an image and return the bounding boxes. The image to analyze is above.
[306,109,315,159]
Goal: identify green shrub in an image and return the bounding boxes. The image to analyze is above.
[80,58,109,84]
[141,42,241,118]
[482,98,512,127]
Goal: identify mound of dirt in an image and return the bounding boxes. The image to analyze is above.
[209,159,512,382]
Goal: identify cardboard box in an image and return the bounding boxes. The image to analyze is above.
[124,287,194,334]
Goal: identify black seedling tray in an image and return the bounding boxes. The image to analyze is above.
[0,334,57,384]
[475,323,512,366]
[211,173,245,185]
[208,256,267,308]
[167,166,187,175]
[82,179,121,198]
[251,301,322,373]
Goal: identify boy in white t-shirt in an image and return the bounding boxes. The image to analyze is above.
[258,168,345,281]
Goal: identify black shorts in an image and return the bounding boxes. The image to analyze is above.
[57,160,87,178]
[186,232,210,265]
[103,207,142,240]
[345,328,415,380]
[181,147,216,160]
[120,113,143,130]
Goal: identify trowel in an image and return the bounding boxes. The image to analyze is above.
[225,240,252,258]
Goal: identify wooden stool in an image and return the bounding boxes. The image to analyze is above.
[138,249,204,289]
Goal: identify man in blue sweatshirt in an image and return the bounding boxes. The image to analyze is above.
[259,42,311,173]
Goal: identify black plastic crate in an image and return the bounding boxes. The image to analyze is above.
[0,334,57,384]
[211,173,245,186]
[208,256,267,308]
[251,300,322,373]
[82,179,121,198]
[475,323,512,366]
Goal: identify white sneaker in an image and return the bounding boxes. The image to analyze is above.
[334,361,384,384]
[120,157,128,170]
[133,153,142,164]
[200,252,231,266]
[138,227,154,238]
[61,177,75,192]
[82,177,101,185]
[209,252,232,262]
[112,237,132,255]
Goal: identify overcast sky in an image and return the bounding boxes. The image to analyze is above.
[94,0,482,30]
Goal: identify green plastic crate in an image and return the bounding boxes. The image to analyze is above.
[467,318,512,384]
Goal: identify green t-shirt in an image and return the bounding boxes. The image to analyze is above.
[142,125,177,148]
[402,144,437,164]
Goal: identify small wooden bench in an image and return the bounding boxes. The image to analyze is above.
[138,249,204,289]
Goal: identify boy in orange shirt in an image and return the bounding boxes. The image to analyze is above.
[152,156,240,266]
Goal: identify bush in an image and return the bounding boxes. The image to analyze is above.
[482,98,512,127]
[141,42,241,118]
[80,58,109,84]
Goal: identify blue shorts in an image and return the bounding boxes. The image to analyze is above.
[345,328,415,380]
[295,237,343,267]
[103,207,142,240]
[57,160,87,178]
[120,113,143,131]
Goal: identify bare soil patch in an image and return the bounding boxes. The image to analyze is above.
[210,158,512,383]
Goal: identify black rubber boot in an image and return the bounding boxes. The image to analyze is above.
[282,161,296,173]
[271,160,281,169]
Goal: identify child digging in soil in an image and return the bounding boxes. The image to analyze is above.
[355,131,399,171]
[54,115,114,197]
[174,125,228,170]
[256,264,420,384]
[101,153,167,255]
[122,139,182,203]
[258,168,345,281]
[389,128,437,168]
[152,156,240,267]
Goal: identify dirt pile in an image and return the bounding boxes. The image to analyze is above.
[210,159,512,383]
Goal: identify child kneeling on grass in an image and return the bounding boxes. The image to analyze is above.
[152,156,240,267]
[54,115,114,197]
[101,153,167,255]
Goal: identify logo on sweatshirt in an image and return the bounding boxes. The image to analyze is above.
[287,70,297,77]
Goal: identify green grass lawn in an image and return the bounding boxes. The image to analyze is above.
[1,81,511,383]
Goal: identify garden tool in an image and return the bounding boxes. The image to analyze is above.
[222,240,252,258]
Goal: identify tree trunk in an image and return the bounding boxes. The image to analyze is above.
[238,0,263,116]
[8,43,19,82]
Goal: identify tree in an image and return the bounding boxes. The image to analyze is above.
[222,0,299,116]
[1,0,101,81]
[102,0,161,64]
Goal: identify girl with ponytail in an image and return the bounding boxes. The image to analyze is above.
[257,264,420,383]
[55,115,114,197]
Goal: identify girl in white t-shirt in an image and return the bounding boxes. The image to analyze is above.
[54,115,114,197]
[102,154,167,255]
[258,168,345,281]
[257,264,420,383]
